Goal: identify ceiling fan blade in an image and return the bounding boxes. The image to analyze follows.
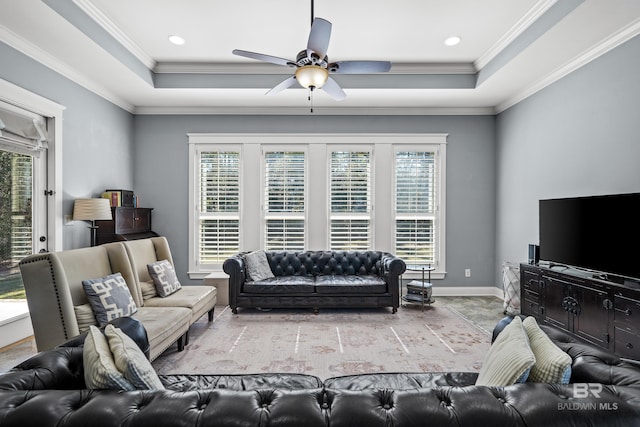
[306,18,332,60]
[321,77,346,101]
[266,75,298,96]
[328,61,392,74]
[232,49,295,67]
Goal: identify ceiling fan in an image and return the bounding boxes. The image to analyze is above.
[232,0,392,104]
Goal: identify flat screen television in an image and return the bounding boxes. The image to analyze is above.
[539,192,640,280]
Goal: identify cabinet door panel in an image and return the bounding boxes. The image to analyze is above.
[573,284,611,349]
[133,209,151,232]
[542,276,571,331]
[114,208,136,234]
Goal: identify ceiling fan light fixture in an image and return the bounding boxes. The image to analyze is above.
[295,65,329,89]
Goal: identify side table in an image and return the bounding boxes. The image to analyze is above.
[401,265,435,311]
[203,271,229,306]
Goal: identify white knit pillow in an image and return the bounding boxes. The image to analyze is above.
[83,326,135,390]
[523,316,572,384]
[476,316,536,386]
[105,324,164,390]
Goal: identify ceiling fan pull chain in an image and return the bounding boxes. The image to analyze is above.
[309,87,314,113]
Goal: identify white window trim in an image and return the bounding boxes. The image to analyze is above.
[188,142,243,275]
[188,133,447,279]
[393,144,447,280]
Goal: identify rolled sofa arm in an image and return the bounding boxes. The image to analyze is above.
[223,254,247,311]
[381,253,406,277]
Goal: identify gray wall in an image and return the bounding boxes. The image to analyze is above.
[495,34,640,281]
[7,29,638,292]
[133,115,496,286]
[0,42,135,249]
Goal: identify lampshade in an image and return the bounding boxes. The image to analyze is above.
[295,65,329,89]
[73,198,112,221]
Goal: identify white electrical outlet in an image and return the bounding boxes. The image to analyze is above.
[465,268,471,277]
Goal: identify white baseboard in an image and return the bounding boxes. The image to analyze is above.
[431,286,504,298]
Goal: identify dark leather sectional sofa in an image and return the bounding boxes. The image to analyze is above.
[223,250,406,314]
[1,317,639,426]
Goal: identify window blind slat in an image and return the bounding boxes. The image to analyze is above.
[197,151,240,265]
[395,151,436,266]
[330,151,371,250]
[264,152,305,249]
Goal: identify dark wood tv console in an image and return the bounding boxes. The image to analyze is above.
[520,263,640,360]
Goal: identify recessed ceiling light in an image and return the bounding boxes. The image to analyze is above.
[168,35,185,45]
[444,36,461,46]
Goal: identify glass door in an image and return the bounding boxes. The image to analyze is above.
[0,148,46,300]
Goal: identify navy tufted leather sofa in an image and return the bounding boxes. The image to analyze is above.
[224,250,406,314]
[1,320,640,426]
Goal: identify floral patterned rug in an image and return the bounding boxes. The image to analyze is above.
[152,304,491,380]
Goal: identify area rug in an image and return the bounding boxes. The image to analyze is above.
[152,305,491,380]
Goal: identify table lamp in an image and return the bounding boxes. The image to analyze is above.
[73,198,112,246]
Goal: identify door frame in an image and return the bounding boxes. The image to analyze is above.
[0,78,64,251]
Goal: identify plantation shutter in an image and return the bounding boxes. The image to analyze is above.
[198,151,240,264]
[264,151,305,250]
[330,150,371,250]
[395,151,436,266]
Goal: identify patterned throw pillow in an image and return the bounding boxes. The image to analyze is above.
[82,273,138,327]
[105,324,164,390]
[147,260,182,297]
[523,316,572,384]
[244,250,275,281]
[83,326,135,390]
[475,316,536,386]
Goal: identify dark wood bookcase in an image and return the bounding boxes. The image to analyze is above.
[95,207,157,244]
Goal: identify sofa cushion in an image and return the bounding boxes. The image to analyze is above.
[144,286,217,317]
[83,326,135,390]
[523,316,572,384]
[315,275,386,294]
[243,275,315,294]
[83,273,138,327]
[105,324,164,390]
[475,316,536,386]
[74,303,97,333]
[131,307,191,360]
[147,260,182,297]
[245,250,275,281]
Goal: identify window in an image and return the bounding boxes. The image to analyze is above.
[263,150,305,250]
[188,134,446,279]
[330,150,371,250]
[394,150,437,267]
[196,150,240,267]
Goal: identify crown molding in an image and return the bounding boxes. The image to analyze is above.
[73,0,156,70]
[476,0,558,70]
[154,62,477,75]
[133,106,496,116]
[497,16,640,113]
[0,24,134,113]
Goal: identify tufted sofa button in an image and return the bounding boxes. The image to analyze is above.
[383,403,391,410]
